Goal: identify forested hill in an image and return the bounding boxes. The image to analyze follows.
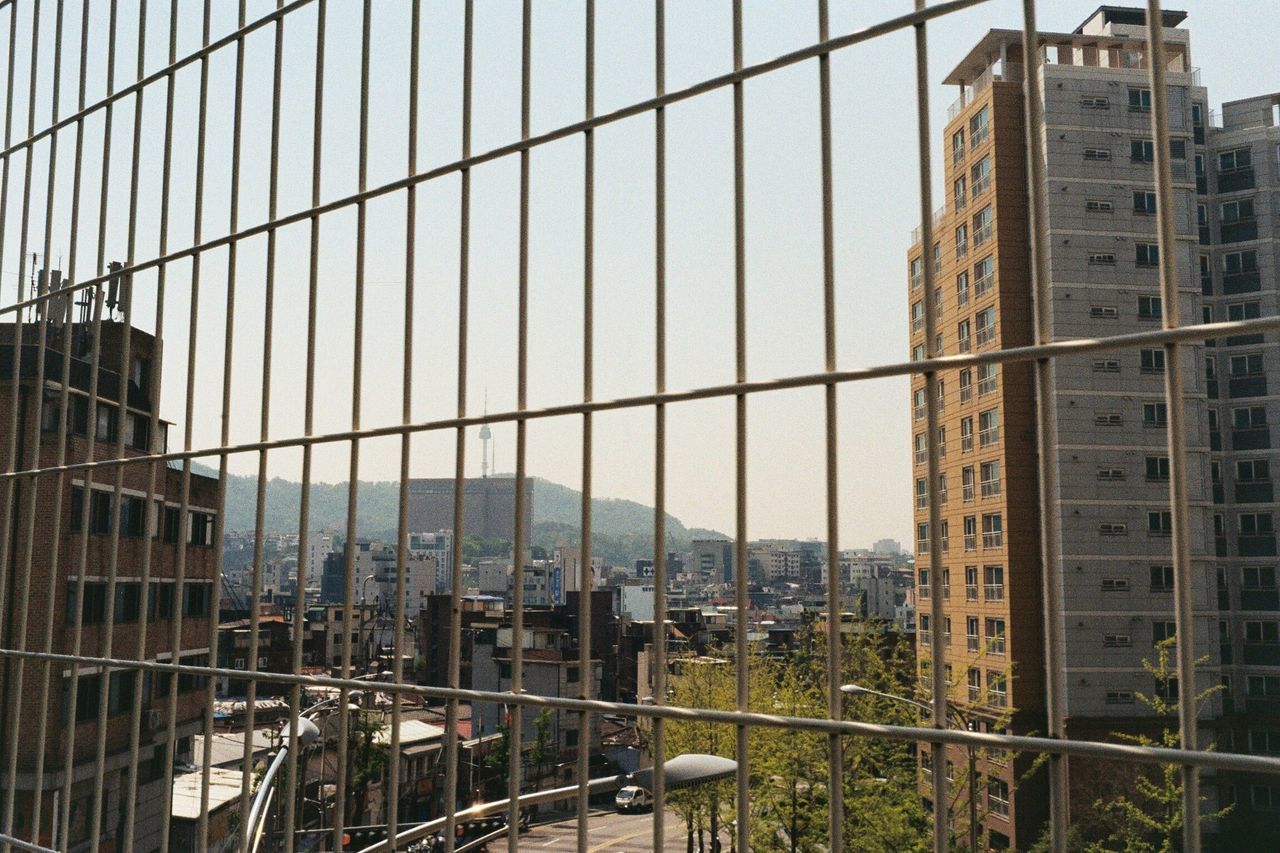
[203,465,724,563]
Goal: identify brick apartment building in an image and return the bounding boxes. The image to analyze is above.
[0,318,218,851]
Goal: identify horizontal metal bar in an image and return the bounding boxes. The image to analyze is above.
[1,646,1277,777]
[3,312,1273,484]
[0,832,58,853]
[0,0,316,172]
[0,0,992,322]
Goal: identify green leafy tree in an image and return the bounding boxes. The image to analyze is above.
[529,709,559,792]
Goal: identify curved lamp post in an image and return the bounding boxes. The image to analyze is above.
[841,683,978,853]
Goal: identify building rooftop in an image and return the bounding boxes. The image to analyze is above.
[171,767,244,820]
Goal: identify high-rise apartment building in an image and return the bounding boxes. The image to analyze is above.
[908,7,1279,848]
[0,318,219,849]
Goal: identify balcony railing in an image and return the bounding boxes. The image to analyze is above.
[974,273,994,296]
[971,173,991,197]
[973,222,993,246]
[985,584,1005,602]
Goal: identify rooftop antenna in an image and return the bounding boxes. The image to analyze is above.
[478,388,492,479]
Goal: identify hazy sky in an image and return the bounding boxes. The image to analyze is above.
[2,0,1277,546]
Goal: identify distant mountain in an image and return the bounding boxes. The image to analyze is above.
[201,464,724,563]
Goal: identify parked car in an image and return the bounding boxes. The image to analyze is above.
[615,785,653,813]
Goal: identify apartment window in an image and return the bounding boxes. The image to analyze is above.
[963,515,977,550]
[951,129,965,164]
[1231,354,1264,377]
[95,406,118,442]
[1090,305,1118,319]
[1244,566,1277,589]
[1104,634,1132,648]
[1146,456,1170,481]
[983,565,1004,600]
[914,433,927,465]
[1088,252,1116,265]
[1249,675,1280,697]
[911,300,924,331]
[933,242,942,273]
[958,368,973,403]
[1228,301,1261,323]
[1253,786,1280,812]
[1082,96,1109,109]
[114,583,142,624]
[972,205,993,246]
[982,513,1003,549]
[960,416,974,452]
[1132,191,1157,214]
[937,425,947,458]
[954,175,967,209]
[1100,523,1128,536]
[1136,243,1160,267]
[119,495,146,538]
[913,388,926,421]
[911,344,924,362]
[1153,621,1177,645]
[1219,147,1252,172]
[975,306,996,346]
[182,583,212,618]
[1131,138,1155,162]
[987,672,1008,708]
[938,473,948,505]
[973,255,994,296]
[916,523,929,555]
[965,566,978,601]
[1150,565,1175,591]
[67,582,108,625]
[969,106,990,146]
[1205,356,1216,383]
[940,520,950,552]
[955,223,968,258]
[1128,87,1152,111]
[189,511,214,546]
[1247,621,1280,644]
[125,413,151,452]
[1224,250,1259,274]
[985,618,1006,654]
[977,363,997,395]
[1250,731,1280,756]
[978,409,999,446]
[1195,153,1205,177]
[915,478,927,509]
[1238,459,1271,482]
[1106,691,1136,705]
[1101,577,1131,591]
[1084,147,1111,161]
[1241,513,1274,536]
[1140,349,1165,374]
[957,319,971,353]
[150,583,175,621]
[956,271,969,306]
[1143,402,1168,427]
[1098,467,1125,480]
[1221,199,1256,223]
[1234,406,1267,429]
[1148,511,1173,536]
[69,487,113,535]
[962,467,976,503]
[1094,359,1120,373]
[1095,412,1123,426]
[910,257,923,289]
[980,461,1001,498]
[967,667,982,701]
[969,157,991,198]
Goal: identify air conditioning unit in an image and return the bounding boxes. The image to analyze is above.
[145,709,163,732]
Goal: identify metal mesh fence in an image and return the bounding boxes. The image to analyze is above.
[0,1,1276,852]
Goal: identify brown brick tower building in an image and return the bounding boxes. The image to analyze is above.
[1,317,219,850]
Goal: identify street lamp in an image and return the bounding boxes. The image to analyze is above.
[841,683,979,853]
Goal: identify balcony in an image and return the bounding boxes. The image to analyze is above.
[1240,535,1278,558]
[1217,168,1256,193]
[1221,219,1259,244]
[1244,644,1280,666]
[1232,427,1271,451]
[1237,482,1275,504]
[1241,589,1280,610]
[1229,377,1268,399]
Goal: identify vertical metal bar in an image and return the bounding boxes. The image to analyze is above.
[388,0,420,844]
[501,1,531,850]
[282,2,325,849]
[183,0,216,847]
[816,1,843,849]
[238,0,285,845]
[116,2,160,848]
[448,2,473,849]
[332,3,371,848]
[911,2,948,851]
[55,0,100,843]
[1143,3,1200,849]
[730,3,750,851]
[650,1,667,849]
[576,1,595,850]
[1019,3,1070,851]
[1,0,44,836]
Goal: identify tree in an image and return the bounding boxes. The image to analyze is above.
[529,709,558,792]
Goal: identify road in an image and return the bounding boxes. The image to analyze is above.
[521,808,728,851]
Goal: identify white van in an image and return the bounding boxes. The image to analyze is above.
[615,785,653,813]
